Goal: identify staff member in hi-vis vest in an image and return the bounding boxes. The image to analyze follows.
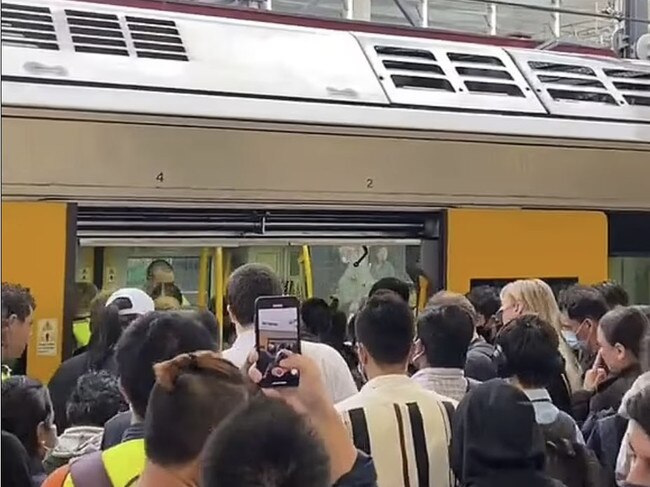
[71,283,99,353]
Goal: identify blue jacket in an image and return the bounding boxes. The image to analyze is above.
[334,451,377,487]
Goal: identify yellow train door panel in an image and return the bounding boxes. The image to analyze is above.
[1,202,76,383]
[446,209,608,294]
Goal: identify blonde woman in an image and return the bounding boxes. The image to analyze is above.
[500,279,583,411]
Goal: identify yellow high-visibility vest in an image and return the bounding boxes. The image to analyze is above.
[1,365,11,381]
[72,317,92,349]
[63,439,145,487]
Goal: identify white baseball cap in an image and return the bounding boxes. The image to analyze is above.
[106,288,155,316]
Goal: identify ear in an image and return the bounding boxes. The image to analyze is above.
[357,344,369,365]
[36,421,56,449]
[614,342,627,359]
[226,304,236,324]
[118,379,132,406]
[513,302,524,316]
[476,315,486,329]
[413,339,424,357]
[5,314,19,328]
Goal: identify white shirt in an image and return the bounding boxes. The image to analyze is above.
[336,374,456,487]
[222,328,358,403]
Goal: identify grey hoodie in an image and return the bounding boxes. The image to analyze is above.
[43,426,103,474]
[615,371,650,486]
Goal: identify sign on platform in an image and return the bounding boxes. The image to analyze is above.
[36,319,58,356]
[78,267,91,283]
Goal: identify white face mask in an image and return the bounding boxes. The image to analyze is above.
[562,329,580,351]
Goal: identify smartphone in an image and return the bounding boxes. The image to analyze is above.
[254,295,301,388]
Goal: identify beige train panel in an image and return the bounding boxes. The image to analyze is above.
[3,116,650,210]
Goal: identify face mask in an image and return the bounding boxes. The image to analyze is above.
[562,330,580,351]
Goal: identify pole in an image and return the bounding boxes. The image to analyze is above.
[625,0,649,57]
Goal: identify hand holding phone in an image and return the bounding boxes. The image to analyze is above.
[255,295,301,388]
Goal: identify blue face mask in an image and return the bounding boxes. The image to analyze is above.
[562,330,580,351]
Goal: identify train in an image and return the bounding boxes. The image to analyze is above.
[2,0,650,381]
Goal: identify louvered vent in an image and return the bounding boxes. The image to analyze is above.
[65,9,128,56]
[528,61,617,105]
[126,16,187,61]
[448,52,524,97]
[604,68,650,107]
[374,45,455,93]
[1,2,58,50]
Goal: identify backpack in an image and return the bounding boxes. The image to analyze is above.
[541,414,604,487]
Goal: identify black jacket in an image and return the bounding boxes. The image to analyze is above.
[48,351,118,431]
[573,364,642,424]
[465,337,498,382]
[547,372,573,415]
[451,379,566,487]
[2,430,32,487]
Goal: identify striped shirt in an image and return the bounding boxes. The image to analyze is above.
[336,374,456,487]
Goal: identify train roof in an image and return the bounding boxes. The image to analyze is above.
[2,0,650,140]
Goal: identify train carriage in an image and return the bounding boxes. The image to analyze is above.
[2,0,650,381]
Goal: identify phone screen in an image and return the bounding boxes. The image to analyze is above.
[255,296,301,388]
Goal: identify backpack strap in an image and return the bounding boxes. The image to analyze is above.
[69,451,112,487]
[466,378,481,392]
[124,475,140,487]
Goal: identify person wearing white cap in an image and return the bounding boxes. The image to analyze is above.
[48,289,155,432]
[105,288,156,317]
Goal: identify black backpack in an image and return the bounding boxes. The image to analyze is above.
[541,413,604,487]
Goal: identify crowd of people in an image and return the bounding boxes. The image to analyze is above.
[1,267,649,487]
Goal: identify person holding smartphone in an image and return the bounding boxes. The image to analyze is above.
[202,351,377,487]
[222,264,357,402]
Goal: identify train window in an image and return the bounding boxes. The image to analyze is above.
[126,256,200,304]
[82,242,424,316]
[609,257,650,305]
[225,243,421,315]
[469,277,579,299]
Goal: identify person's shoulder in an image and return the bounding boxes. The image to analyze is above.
[302,340,338,357]
[105,410,131,428]
[51,353,89,378]
[335,392,365,413]
[303,342,350,370]
[41,464,70,487]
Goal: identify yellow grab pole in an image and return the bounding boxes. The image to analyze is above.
[198,248,210,309]
[301,245,314,299]
[418,275,429,314]
[214,247,224,350]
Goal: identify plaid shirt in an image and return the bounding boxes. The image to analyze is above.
[411,368,470,402]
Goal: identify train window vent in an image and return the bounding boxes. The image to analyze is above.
[529,60,618,105]
[603,68,650,107]
[374,45,454,93]
[1,2,59,51]
[547,88,617,105]
[447,52,523,97]
[65,9,128,56]
[529,61,597,77]
[126,16,188,61]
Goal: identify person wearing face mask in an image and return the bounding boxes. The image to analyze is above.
[559,285,609,373]
[2,376,58,487]
[572,307,648,425]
